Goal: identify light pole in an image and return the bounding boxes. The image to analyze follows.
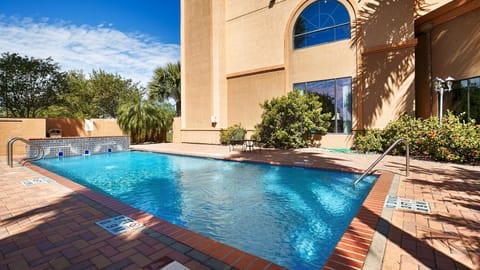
[433,76,455,122]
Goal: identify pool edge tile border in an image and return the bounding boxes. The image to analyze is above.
[323,171,395,270]
[361,173,400,270]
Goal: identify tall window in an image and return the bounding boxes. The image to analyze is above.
[449,77,480,123]
[293,0,351,49]
[294,77,352,134]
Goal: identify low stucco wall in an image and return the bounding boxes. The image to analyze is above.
[46,118,125,137]
[320,134,354,149]
[180,129,222,144]
[0,118,125,156]
[0,118,46,156]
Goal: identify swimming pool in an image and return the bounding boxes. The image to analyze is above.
[35,151,377,269]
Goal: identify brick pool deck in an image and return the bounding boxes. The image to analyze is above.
[1,143,479,269]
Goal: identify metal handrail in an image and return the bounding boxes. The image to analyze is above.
[353,138,409,188]
[7,137,45,168]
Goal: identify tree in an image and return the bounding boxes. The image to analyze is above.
[42,70,144,118]
[89,70,142,118]
[117,98,175,144]
[148,61,181,116]
[255,90,331,149]
[41,71,94,117]
[0,52,69,117]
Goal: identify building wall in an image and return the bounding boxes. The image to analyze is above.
[227,69,285,129]
[358,0,416,129]
[182,0,214,129]
[289,40,356,84]
[415,0,480,118]
[225,0,297,74]
[361,49,416,128]
[180,0,469,147]
[430,6,480,80]
[416,0,455,17]
[0,118,46,155]
[415,32,432,118]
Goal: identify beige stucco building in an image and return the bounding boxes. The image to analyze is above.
[176,0,480,148]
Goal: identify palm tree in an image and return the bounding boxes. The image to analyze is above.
[148,61,181,116]
[117,99,175,144]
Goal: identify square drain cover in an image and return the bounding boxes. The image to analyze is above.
[96,215,143,235]
[21,177,55,186]
[384,195,431,213]
[162,261,190,270]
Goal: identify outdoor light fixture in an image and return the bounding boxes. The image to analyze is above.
[433,76,455,122]
[211,115,217,127]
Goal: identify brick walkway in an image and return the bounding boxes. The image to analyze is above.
[1,143,479,269]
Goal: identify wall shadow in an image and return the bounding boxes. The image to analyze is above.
[349,1,431,128]
[228,148,365,173]
[430,3,480,79]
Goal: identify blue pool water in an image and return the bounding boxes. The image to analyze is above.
[35,151,377,269]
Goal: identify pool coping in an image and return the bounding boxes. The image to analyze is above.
[24,149,395,270]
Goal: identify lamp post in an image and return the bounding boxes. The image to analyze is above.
[433,76,455,122]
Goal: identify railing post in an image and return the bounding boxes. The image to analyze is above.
[353,138,410,188]
[406,142,410,176]
[6,137,45,168]
[7,140,11,166]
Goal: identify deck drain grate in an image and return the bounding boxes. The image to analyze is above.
[162,261,190,270]
[21,177,56,186]
[384,195,431,213]
[96,215,144,235]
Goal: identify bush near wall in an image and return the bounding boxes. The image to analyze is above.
[254,90,331,149]
[219,124,247,145]
[353,112,480,164]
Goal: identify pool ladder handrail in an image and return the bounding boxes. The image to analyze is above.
[353,138,409,188]
[7,137,45,168]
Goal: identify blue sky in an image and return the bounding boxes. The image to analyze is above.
[0,0,180,86]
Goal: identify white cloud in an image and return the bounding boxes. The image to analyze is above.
[0,16,180,87]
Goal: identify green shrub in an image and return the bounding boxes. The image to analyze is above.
[353,112,480,164]
[219,124,246,144]
[352,129,383,153]
[382,114,424,155]
[422,113,480,162]
[255,90,331,149]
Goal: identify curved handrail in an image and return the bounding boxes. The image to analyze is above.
[353,138,409,188]
[7,137,45,168]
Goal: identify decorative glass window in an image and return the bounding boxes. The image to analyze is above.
[293,0,351,49]
[294,77,352,134]
[449,76,480,123]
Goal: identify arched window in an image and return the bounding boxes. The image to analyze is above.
[293,0,351,49]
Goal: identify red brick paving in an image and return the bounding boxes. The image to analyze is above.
[1,143,479,269]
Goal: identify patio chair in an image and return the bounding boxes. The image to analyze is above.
[228,127,247,151]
